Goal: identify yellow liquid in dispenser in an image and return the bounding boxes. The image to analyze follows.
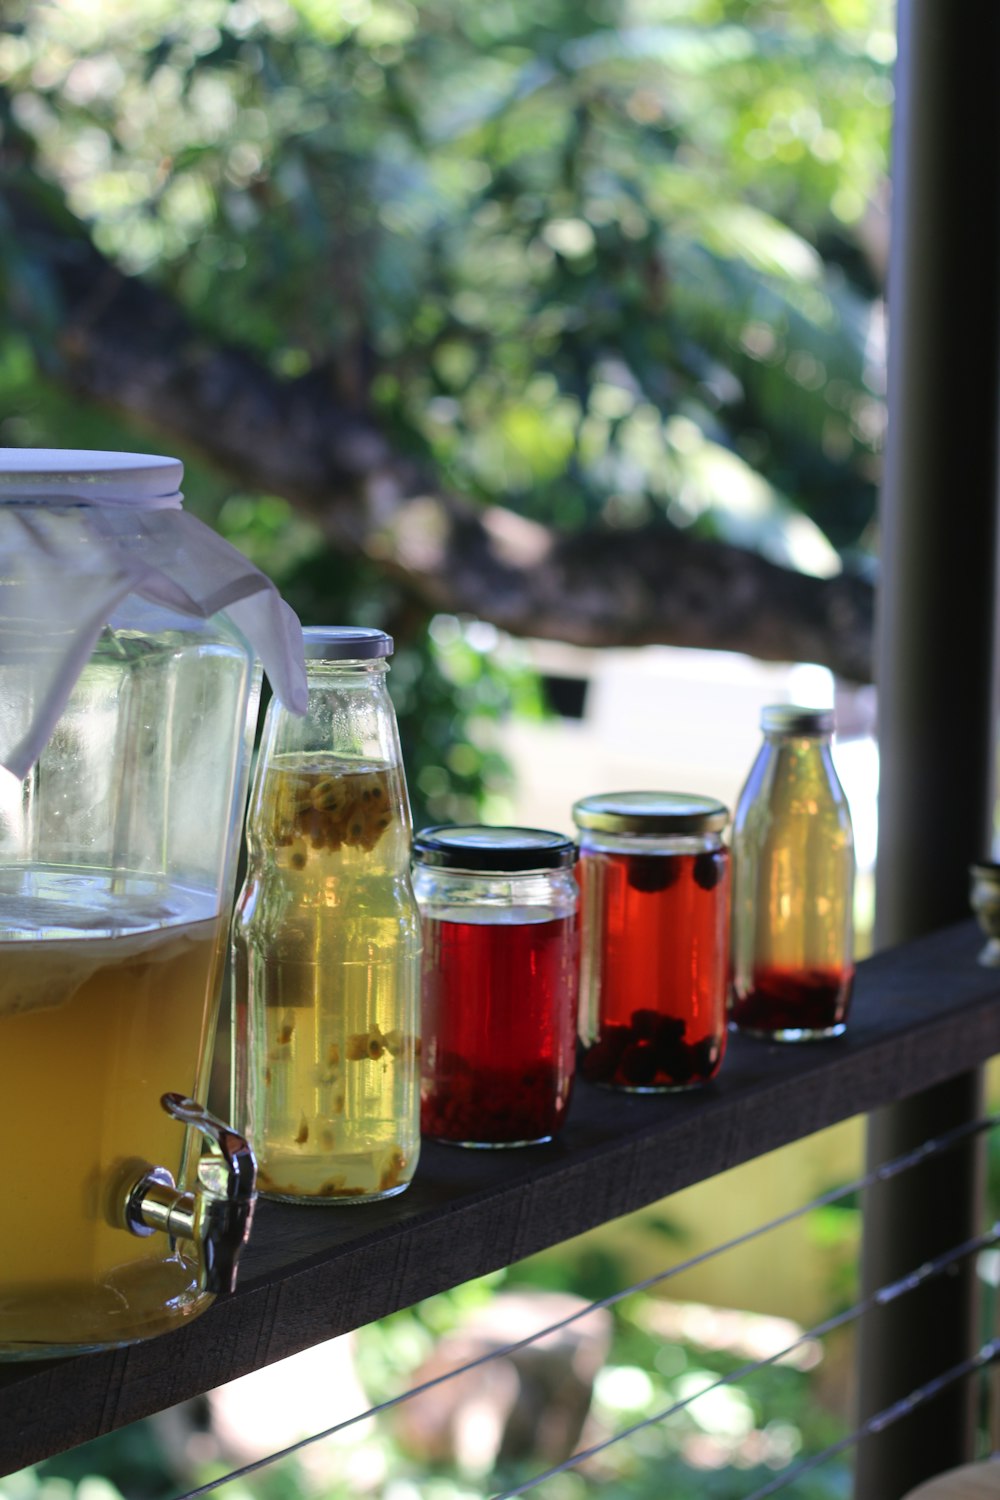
[235,756,421,1202]
[0,871,226,1355]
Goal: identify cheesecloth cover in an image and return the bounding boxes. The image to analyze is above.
[0,449,309,778]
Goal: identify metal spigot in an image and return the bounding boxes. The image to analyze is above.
[120,1094,257,1295]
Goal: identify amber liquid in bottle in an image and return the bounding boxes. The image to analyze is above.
[234,755,420,1201]
[730,725,855,1041]
[578,848,728,1089]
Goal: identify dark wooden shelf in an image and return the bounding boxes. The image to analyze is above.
[2,918,1000,1476]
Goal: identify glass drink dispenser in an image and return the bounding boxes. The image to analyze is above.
[0,448,306,1357]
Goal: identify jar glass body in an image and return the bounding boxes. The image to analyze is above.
[413,863,579,1146]
[0,596,260,1356]
[232,657,421,1202]
[576,829,729,1090]
[729,730,855,1040]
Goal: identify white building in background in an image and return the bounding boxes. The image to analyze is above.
[498,640,878,945]
[493,637,878,1320]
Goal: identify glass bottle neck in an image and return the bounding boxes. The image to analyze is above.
[764,731,832,748]
[304,658,389,683]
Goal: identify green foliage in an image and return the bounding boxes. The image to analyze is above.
[397,614,545,831]
[205,488,546,828]
[25,1423,174,1500]
[337,1255,852,1499]
[2,0,891,568]
[0,10,890,1490]
[0,0,893,810]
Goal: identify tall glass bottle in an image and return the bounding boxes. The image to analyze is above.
[232,627,421,1202]
[730,705,855,1041]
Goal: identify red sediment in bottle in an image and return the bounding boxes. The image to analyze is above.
[578,848,728,1089]
[730,963,854,1035]
[420,914,578,1144]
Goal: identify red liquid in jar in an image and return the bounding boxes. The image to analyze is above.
[579,848,728,1089]
[420,912,579,1144]
[730,963,854,1036]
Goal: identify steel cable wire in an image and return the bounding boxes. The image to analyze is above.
[488,1225,1000,1498]
[169,1111,1000,1500]
[739,1340,1000,1500]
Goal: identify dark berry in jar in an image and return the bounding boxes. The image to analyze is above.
[693,850,725,892]
[603,1024,632,1062]
[627,854,679,894]
[631,1008,662,1040]
[664,1042,698,1084]
[581,1026,631,1082]
[652,1015,687,1071]
[652,1014,685,1046]
[620,1042,657,1086]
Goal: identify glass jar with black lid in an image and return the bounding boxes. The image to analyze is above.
[412,826,579,1147]
[573,792,730,1091]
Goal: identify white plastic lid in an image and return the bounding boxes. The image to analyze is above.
[0,449,184,508]
[0,449,308,775]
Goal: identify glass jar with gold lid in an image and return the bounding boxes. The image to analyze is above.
[573,791,729,1091]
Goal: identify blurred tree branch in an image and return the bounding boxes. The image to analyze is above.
[1,145,874,683]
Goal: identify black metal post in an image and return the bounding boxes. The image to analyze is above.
[854,2,1000,1497]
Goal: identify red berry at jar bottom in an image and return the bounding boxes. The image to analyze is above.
[730,964,854,1035]
[581,1010,724,1090]
[422,1058,568,1143]
[576,847,729,1089]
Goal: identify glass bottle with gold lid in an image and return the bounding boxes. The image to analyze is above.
[729,705,855,1041]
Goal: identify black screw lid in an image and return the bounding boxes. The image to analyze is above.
[412,825,577,871]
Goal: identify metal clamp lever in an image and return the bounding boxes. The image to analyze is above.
[122,1093,258,1295]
